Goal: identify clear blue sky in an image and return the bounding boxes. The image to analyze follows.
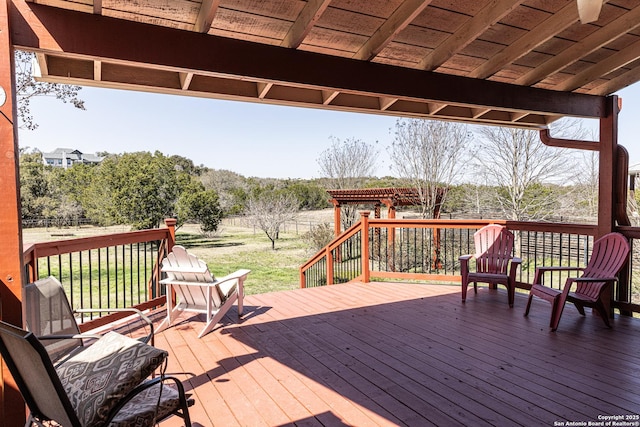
[18,83,640,179]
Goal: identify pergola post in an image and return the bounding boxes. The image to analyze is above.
[597,95,619,238]
[331,199,341,237]
[0,0,27,424]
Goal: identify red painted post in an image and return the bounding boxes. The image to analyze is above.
[597,95,619,239]
[0,0,27,424]
[360,211,370,283]
[163,218,177,305]
[164,218,177,252]
[326,246,334,286]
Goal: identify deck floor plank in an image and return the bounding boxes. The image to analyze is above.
[152,282,640,426]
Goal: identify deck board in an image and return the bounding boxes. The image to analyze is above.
[153,282,640,426]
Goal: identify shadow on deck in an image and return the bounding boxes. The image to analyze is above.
[152,282,640,427]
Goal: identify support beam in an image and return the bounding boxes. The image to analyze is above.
[9,1,607,119]
[597,96,619,238]
[418,0,524,71]
[469,1,578,79]
[257,82,273,99]
[0,0,26,424]
[353,0,433,61]
[281,0,331,49]
[516,5,640,87]
[93,0,101,15]
[194,0,220,33]
[557,39,640,92]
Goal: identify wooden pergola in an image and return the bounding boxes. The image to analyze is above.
[327,187,446,235]
[2,0,640,423]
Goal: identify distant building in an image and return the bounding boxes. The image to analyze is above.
[42,148,104,169]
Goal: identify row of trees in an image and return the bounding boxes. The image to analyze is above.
[319,118,599,229]
[19,149,330,233]
[19,117,603,251]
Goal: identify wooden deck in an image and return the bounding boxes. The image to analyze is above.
[153,282,640,427]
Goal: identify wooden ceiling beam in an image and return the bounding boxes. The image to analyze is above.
[558,39,640,92]
[93,0,101,15]
[10,1,607,119]
[322,90,339,104]
[35,52,48,75]
[353,0,433,61]
[194,0,220,33]
[257,82,273,99]
[281,0,331,49]
[179,72,193,90]
[469,1,577,79]
[379,96,398,110]
[418,0,524,71]
[516,4,640,86]
[588,65,640,96]
[93,59,101,81]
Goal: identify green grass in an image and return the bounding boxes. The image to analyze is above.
[175,225,311,295]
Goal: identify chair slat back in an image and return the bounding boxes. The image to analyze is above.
[24,276,83,362]
[162,245,223,308]
[579,233,630,299]
[162,245,214,283]
[0,321,80,427]
[474,224,514,275]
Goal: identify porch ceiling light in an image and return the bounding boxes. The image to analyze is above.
[577,0,603,24]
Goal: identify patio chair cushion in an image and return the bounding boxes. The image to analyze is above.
[55,331,167,426]
[110,382,182,427]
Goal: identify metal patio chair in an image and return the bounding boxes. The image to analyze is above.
[24,276,154,363]
[0,320,192,427]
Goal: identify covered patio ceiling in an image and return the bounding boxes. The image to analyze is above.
[9,0,640,129]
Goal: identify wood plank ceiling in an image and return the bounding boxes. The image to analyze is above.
[11,0,640,129]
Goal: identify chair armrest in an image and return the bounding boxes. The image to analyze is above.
[533,265,584,286]
[511,257,522,265]
[161,265,208,274]
[535,266,584,273]
[38,333,102,341]
[216,269,252,284]
[73,307,154,344]
[565,276,618,283]
[459,254,473,261]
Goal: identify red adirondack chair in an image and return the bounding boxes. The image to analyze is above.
[524,232,630,331]
[460,224,521,307]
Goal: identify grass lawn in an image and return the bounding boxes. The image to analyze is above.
[22,213,331,296]
[174,223,313,295]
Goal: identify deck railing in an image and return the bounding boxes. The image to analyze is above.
[300,213,640,315]
[22,219,177,331]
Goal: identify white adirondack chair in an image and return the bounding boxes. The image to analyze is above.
[157,245,250,338]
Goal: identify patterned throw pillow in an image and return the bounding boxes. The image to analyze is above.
[56,331,167,426]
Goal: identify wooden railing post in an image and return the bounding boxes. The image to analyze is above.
[326,245,334,286]
[164,218,177,252]
[361,211,370,283]
[163,218,177,304]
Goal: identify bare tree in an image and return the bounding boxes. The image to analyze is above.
[572,150,599,220]
[317,136,378,229]
[200,169,249,214]
[245,191,298,250]
[474,119,585,221]
[15,50,85,130]
[389,119,470,218]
